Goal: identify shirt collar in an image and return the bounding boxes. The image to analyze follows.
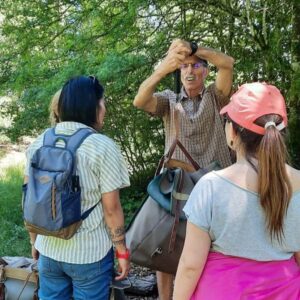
[55,121,93,133]
[179,86,206,101]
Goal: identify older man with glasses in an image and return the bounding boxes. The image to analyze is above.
[133,39,234,300]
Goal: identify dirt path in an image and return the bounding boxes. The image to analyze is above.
[0,143,28,175]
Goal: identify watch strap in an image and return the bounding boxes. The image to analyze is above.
[190,41,198,56]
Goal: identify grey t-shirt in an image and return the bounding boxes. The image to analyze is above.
[184,171,300,261]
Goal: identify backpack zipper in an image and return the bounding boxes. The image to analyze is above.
[51,183,56,219]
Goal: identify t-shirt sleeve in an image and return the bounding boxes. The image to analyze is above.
[152,90,171,117]
[99,140,130,194]
[183,177,213,232]
[207,83,230,110]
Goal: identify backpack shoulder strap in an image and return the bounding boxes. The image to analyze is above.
[43,127,96,152]
[43,128,57,146]
[66,128,97,176]
[66,128,97,155]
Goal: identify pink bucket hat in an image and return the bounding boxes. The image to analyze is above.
[220,82,288,135]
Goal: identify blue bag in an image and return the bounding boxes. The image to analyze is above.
[22,127,97,239]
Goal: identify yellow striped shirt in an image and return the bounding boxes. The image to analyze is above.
[25,122,130,263]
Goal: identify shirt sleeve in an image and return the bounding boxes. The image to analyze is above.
[206,83,230,110]
[183,176,213,232]
[99,140,130,194]
[152,90,171,117]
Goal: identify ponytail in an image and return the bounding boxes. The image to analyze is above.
[258,125,292,241]
[231,114,292,242]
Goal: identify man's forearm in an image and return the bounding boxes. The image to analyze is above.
[195,47,234,70]
[133,69,165,111]
[195,46,234,97]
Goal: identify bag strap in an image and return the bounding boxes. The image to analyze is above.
[15,262,39,300]
[43,127,96,153]
[81,202,99,221]
[64,128,97,154]
[166,108,200,170]
[168,169,184,253]
[154,138,201,176]
[16,271,33,300]
[166,139,200,169]
[168,200,181,253]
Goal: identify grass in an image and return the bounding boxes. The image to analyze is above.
[0,164,31,257]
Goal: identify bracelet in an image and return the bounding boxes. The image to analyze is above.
[115,248,130,260]
[190,41,198,56]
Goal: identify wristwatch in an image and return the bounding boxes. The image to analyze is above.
[190,41,198,56]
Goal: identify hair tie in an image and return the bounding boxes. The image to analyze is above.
[264,121,276,129]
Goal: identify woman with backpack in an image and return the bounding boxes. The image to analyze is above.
[173,82,300,299]
[24,76,130,300]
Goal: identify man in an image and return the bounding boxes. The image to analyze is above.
[133,39,234,300]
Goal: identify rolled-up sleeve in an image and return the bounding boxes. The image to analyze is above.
[99,140,130,194]
[207,83,230,110]
[152,90,172,117]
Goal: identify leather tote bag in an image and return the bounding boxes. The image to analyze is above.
[126,139,219,274]
[0,256,38,300]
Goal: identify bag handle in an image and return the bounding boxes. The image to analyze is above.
[168,107,200,169]
[16,266,39,300]
[154,138,200,176]
[165,139,200,170]
[154,97,201,176]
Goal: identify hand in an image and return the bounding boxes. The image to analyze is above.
[169,39,191,54]
[31,245,39,261]
[155,39,191,76]
[115,257,130,280]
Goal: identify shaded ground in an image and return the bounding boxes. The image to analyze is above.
[124,265,158,299]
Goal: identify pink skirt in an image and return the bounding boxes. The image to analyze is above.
[191,252,300,300]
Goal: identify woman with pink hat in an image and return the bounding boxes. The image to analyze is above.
[173,82,300,299]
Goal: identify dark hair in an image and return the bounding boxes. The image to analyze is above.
[58,76,104,129]
[198,58,208,67]
[228,114,292,242]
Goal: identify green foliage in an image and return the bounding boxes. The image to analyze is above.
[0,165,31,257]
[121,186,147,226]
[0,0,299,174]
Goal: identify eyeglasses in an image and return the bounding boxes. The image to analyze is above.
[180,62,206,70]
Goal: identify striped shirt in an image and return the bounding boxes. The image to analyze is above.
[25,122,130,264]
[153,83,232,168]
